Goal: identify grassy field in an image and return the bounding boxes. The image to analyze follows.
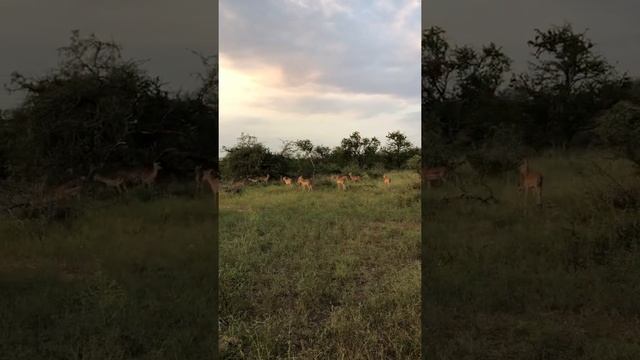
[219,171,421,359]
[1,188,218,359]
[7,152,634,359]
[424,151,640,359]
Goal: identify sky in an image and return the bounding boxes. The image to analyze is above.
[423,0,640,76]
[0,0,217,109]
[219,0,421,155]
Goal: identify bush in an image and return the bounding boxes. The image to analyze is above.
[340,164,363,177]
[366,163,386,178]
[466,126,527,176]
[405,154,421,173]
[595,100,640,167]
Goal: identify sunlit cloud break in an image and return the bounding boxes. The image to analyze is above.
[220,0,420,154]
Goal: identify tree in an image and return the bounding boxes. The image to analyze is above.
[221,133,271,179]
[294,139,316,175]
[422,26,456,107]
[454,43,511,100]
[595,100,640,167]
[340,131,380,169]
[4,30,148,180]
[384,131,414,168]
[511,23,628,147]
[2,30,217,181]
[422,26,513,151]
[191,51,218,111]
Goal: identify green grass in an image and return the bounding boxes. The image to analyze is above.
[1,192,217,359]
[9,152,633,360]
[219,171,421,359]
[424,151,640,359]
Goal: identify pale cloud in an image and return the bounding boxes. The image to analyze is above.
[220,0,420,154]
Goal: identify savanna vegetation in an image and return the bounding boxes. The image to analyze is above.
[0,29,421,360]
[1,31,219,359]
[219,170,421,359]
[423,23,640,359]
[215,130,421,358]
[220,129,420,182]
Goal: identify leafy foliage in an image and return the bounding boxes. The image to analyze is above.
[220,131,417,180]
[423,23,633,174]
[596,100,640,167]
[2,30,217,183]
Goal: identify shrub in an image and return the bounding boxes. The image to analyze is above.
[595,100,640,167]
[366,163,386,178]
[466,126,527,176]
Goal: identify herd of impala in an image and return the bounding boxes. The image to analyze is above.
[423,158,544,207]
[41,158,544,208]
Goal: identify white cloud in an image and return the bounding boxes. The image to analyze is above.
[219,0,420,154]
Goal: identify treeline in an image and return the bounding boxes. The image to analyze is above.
[220,131,420,180]
[423,23,640,174]
[0,30,218,184]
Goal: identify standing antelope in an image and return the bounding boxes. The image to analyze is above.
[259,174,270,184]
[115,162,161,188]
[423,166,447,189]
[348,172,361,182]
[47,177,86,202]
[519,159,543,207]
[335,175,348,191]
[297,176,313,191]
[93,173,127,193]
[201,169,220,196]
[140,162,162,188]
[281,176,293,187]
[383,175,391,186]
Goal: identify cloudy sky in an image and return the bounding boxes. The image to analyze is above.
[0,0,217,109]
[424,0,640,76]
[220,0,421,154]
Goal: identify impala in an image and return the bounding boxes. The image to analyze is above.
[44,176,86,202]
[383,174,391,186]
[297,176,313,191]
[142,162,162,187]
[281,176,293,187]
[93,173,127,193]
[348,172,361,182]
[519,159,543,207]
[259,174,270,184]
[335,175,348,191]
[201,169,220,195]
[423,166,447,189]
[116,162,162,188]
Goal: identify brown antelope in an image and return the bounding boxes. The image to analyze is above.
[119,162,162,188]
[383,174,391,186]
[201,169,220,195]
[141,162,162,187]
[519,159,543,207]
[348,172,361,182]
[93,173,127,193]
[297,176,313,191]
[335,175,348,191]
[44,177,86,202]
[423,166,447,189]
[259,174,270,184]
[281,176,293,187]
[115,162,161,188]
